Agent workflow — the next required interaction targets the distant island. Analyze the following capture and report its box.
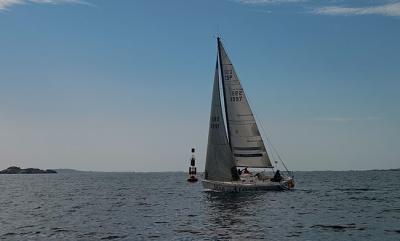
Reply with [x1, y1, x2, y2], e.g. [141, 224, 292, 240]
[0, 166, 57, 174]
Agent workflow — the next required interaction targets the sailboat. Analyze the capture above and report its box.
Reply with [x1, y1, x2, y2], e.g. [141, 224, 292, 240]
[202, 38, 294, 192]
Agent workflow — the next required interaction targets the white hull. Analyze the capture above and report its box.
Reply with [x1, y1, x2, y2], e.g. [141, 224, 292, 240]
[202, 178, 293, 192]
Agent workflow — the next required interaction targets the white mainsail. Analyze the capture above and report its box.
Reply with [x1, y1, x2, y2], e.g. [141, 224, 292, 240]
[217, 38, 273, 168]
[204, 59, 236, 181]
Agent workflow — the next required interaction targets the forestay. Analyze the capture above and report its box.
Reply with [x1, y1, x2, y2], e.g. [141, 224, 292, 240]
[218, 39, 273, 168]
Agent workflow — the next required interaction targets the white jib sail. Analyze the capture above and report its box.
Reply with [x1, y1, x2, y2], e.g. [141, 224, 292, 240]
[218, 39, 273, 168]
[205, 59, 236, 181]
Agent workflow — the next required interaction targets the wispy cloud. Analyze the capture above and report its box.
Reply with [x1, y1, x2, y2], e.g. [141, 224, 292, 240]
[316, 116, 383, 123]
[0, 0, 90, 11]
[0, 0, 20, 10]
[233, 0, 400, 18]
[236, 0, 306, 4]
[314, 2, 400, 17]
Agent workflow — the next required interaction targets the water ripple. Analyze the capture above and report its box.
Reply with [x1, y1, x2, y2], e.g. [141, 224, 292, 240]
[0, 171, 399, 240]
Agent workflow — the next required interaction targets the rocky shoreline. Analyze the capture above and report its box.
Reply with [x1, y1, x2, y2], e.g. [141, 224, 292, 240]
[0, 166, 57, 174]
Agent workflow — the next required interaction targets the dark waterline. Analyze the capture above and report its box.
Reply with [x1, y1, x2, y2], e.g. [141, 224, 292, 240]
[0, 171, 399, 240]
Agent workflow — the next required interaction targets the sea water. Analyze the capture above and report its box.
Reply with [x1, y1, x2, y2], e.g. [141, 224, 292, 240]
[0, 170, 399, 240]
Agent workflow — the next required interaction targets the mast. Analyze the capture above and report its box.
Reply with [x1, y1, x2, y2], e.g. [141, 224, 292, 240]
[217, 37, 232, 150]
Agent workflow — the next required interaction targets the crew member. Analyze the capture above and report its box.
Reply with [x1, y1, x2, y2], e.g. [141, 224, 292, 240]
[271, 169, 282, 182]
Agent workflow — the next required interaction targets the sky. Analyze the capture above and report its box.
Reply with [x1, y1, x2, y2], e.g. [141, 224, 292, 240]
[0, 0, 399, 172]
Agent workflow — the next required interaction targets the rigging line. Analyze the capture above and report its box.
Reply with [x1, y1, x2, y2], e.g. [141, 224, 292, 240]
[259, 118, 292, 177]
[246, 95, 292, 176]
[245, 96, 276, 161]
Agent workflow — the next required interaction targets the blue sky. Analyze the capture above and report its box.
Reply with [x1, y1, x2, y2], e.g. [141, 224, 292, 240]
[0, 0, 399, 171]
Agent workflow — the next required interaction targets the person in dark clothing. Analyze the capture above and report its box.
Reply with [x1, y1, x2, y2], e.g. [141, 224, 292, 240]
[271, 169, 282, 182]
[237, 168, 242, 176]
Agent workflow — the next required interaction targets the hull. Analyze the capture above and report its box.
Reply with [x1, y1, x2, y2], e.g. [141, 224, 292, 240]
[202, 178, 294, 192]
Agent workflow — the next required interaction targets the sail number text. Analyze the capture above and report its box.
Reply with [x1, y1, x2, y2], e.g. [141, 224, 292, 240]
[230, 89, 243, 102]
[224, 70, 233, 81]
[210, 116, 220, 129]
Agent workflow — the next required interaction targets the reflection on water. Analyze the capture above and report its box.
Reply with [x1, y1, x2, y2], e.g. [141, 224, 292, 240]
[204, 192, 278, 240]
[206, 191, 265, 215]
